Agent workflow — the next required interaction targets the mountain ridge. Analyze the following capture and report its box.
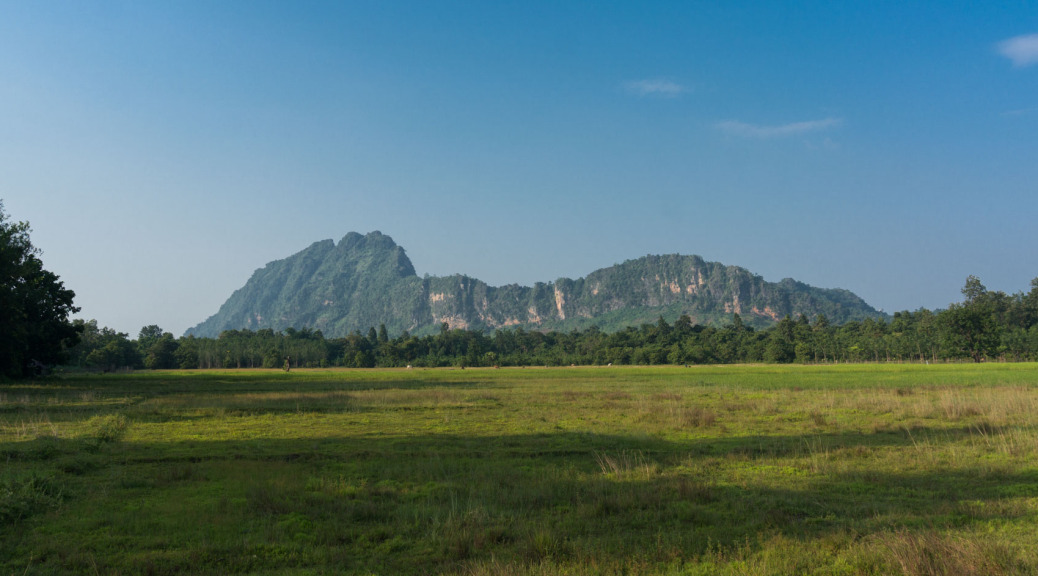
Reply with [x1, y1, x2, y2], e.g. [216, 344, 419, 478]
[185, 232, 885, 337]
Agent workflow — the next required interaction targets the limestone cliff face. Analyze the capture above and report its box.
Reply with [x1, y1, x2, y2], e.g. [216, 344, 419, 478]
[187, 232, 424, 338]
[186, 234, 884, 337]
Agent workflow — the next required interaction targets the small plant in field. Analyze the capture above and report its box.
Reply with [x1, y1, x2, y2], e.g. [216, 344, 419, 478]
[560, 390, 590, 402]
[0, 472, 64, 523]
[969, 420, 999, 436]
[936, 394, 984, 420]
[12, 413, 61, 440]
[810, 410, 827, 426]
[57, 454, 101, 475]
[875, 529, 1017, 576]
[523, 528, 564, 562]
[84, 413, 129, 444]
[442, 507, 510, 561]
[156, 464, 203, 486]
[676, 477, 715, 503]
[24, 434, 64, 460]
[246, 479, 296, 515]
[681, 406, 717, 428]
[594, 450, 657, 481]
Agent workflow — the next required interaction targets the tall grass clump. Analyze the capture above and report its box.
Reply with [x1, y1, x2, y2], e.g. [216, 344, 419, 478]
[0, 472, 64, 523]
[874, 530, 1021, 576]
[84, 413, 129, 444]
[594, 450, 657, 481]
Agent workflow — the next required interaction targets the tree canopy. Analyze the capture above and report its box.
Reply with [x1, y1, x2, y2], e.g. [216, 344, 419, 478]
[65, 273, 1038, 374]
[0, 201, 81, 377]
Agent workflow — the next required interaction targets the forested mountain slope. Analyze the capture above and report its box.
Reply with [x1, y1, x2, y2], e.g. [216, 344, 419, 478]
[186, 232, 884, 337]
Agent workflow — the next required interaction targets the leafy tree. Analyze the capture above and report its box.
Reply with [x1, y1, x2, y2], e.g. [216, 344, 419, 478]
[674, 314, 693, 336]
[730, 313, 745, 332]
[67, 319, 101, 367]
[0, 202, 81, 377]
[137, 325, 165, 358]
[142, 331, 178, 369]
[84, 328, 139, 372]
[940, 276, 1003, 362]
[764, 315, 796, 363]
[1022, 278, 1038, 329]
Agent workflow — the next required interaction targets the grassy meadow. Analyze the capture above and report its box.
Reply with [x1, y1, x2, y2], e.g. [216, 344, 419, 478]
[3, 364, 1038, 575]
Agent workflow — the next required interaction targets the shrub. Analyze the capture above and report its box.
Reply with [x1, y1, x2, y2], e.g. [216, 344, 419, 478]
[85, 413, 129, 444]
[0, 472, 64, 523]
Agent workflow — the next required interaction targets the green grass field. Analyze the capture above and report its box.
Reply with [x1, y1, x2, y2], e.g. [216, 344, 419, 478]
[3, 364, 1038, 575]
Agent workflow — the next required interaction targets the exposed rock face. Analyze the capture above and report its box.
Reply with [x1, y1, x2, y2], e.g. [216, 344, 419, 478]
[186, 232, 885, 337]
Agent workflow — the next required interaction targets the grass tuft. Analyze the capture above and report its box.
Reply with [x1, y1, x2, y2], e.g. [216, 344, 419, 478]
[680, 406, 717, 428]
[84, 413, 129, 444]
[875, 529, 1018, 576]
[0, 472, 65, 523]
[594, 450, 658, 481]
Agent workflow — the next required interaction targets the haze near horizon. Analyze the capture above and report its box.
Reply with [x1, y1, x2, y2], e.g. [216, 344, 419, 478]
[2, 1, 1036, 336]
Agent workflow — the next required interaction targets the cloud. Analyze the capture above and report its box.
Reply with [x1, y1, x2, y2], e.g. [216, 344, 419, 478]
[998, 33, 1038, 67]
[1001, 106, 1038, 117]
[715, 117, 843, 139]
[624, 79, 688, 98]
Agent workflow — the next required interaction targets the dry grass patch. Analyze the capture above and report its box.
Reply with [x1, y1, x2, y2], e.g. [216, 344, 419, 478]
[680, 406, 717, 428]
[0, 413, 62, 441]
[594, 450, 658, 481]
[354, 388, 465, 407]
[874, 529, 1021, 576]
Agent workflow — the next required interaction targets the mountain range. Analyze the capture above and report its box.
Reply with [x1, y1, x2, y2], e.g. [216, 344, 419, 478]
[185, 231, 884, 338]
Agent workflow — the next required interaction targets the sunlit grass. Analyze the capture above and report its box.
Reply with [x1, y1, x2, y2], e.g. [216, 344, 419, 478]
[3, 364, 1038, 574]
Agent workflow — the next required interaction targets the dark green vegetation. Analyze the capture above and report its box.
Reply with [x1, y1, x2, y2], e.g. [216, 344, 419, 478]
[69, 275, 1038, 372]
[186, 231, 883, 338]
[0, 201, 80, 378]
[4, 365, 1038, 575]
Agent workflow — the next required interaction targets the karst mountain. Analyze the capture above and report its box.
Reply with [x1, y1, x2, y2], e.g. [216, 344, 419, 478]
[185, 232, 884, 338]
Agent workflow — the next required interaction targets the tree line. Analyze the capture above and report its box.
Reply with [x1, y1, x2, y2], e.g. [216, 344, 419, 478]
[4, 199, 1036, 377]
[62, 276, 1038, 372]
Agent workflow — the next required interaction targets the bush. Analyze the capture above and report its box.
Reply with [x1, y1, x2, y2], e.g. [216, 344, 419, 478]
[0, 472, 64, 523]
[85, 413, 129, 444]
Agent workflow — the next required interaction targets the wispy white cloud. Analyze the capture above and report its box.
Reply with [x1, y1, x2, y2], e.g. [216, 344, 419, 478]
[715, 117, 843, 139]
[997, 33, 1038, 67]
[1001, 105, 1038, 117]
[624, 78, 688, 98]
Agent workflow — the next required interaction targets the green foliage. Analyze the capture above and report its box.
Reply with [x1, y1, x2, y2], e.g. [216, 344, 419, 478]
[60, 274, 1038, 374]
[186, 232, 426, 339]
[940, 276, 1005, 362]
[0, 200, 81, 377]
[0, 472, 64, 523]
[143, 332, 179, 369]
[163, 273, 1038, 370]
[84, 413, 129, 444]
[67, 320, 140, 372]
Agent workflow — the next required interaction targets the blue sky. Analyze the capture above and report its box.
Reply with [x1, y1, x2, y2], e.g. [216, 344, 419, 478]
[2, 1, 1036, 336]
